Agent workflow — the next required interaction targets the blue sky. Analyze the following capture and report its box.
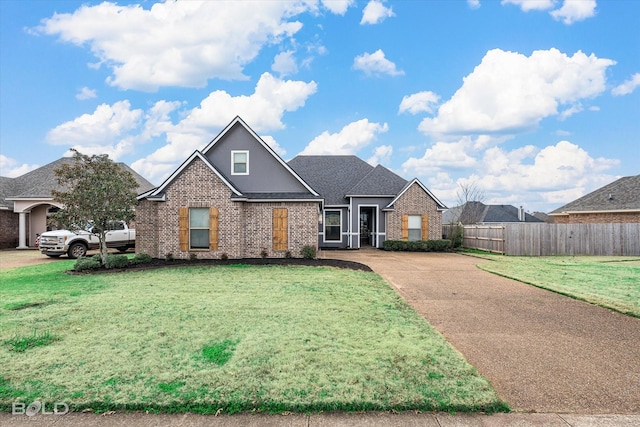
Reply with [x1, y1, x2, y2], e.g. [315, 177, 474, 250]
[1, 0, 638, 213]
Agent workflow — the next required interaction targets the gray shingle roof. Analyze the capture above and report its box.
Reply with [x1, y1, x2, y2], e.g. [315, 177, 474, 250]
[0, 157, 155, 209]
[550, 174, 640, 214]
[444, 202, 543, 224]
[288, 155, 375, 205]
[346, 164, 407, 196]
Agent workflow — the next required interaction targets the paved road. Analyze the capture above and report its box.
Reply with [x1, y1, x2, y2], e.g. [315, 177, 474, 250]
[322, 250, 640, 414]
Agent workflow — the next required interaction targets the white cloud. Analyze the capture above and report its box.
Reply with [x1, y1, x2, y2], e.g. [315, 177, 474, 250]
[612, 73, 640, 96]
[478, 141, 618, 199]
[76, 86, 97, 100]
[272, 51, 298, 77]
[402, 138, 479, 176]
[353, 49, 404, 77]
[367, 145, 393, 166]
[176, 73, 317, 135]
[418, 48, 615, 137]
[299, 119, 388, 155]
[320, 0, 354, 15]
[550, 0, 597, 25]
[132, 73, 316, 182]
[0, 155, 39, 178]
[261, 135, 287, 157]
[501, 0, 556, 12]
[467, 0, 481, 10]
[47, 100, 143, 157]
[399, 91, 440, 114]
[36, 1, 344, 91]
[400, 134, 620, 212]
[361, 1, 395, 25]
[501, 1, 597, 24]
[558, 103, 583, 120]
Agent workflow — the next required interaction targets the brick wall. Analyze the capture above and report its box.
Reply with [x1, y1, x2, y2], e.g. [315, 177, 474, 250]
[386, 183, 443, 241]
[136, 157, 319, 259]
[553, 211, 640, 224]
[0, 210, 18, 249]
[135, 200, 158, 257]
[244, 202, 318, 258]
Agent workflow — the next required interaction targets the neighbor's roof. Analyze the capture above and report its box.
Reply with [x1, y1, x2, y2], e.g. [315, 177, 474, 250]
[550, 174, 640, 215]
[1, 157, 155, 208]
[444, 201, 542, 224]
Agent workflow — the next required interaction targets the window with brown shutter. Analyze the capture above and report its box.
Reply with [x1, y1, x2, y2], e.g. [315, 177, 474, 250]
[180, 207, 218, 251]
[272, 208, 288, 251]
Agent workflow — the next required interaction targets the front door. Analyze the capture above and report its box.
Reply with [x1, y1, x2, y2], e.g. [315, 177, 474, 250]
[359, 207, 376, 247]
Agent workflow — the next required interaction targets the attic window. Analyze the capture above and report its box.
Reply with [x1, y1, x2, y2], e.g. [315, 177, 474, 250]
[232, 150, 249, 175]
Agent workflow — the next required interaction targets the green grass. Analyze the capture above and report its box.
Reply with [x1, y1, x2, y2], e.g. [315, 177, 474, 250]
[4, 329, 60, 353]
[0, 262, 506, 414]
[476, 255, 640, 317]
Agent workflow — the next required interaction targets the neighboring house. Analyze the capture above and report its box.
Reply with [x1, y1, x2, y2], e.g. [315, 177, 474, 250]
[137, 116, 446, 259]
[549, 174, 640, 223]
[443, 201, 543, 225]
[0, 157, 154, 249]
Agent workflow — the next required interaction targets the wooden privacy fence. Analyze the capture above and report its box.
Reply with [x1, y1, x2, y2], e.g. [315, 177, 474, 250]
[452, 223, 640, 256]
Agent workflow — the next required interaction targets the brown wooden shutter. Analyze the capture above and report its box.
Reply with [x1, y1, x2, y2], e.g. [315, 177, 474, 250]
[273, 208, 288, 251]
[401, 214, 408, 241]
[421, 214, 429, 240]
[179, 207, 189, 251]
[209, 207, 219, 250]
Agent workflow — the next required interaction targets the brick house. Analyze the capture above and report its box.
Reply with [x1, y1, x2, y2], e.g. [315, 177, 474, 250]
[137, 117, 446, 259]
[549, 174, 640, 224]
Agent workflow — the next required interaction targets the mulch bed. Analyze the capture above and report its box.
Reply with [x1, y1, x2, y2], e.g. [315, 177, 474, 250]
[67, 257, 372, 274]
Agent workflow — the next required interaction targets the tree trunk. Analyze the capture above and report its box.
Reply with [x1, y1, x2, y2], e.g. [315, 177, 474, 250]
[99, 230, 108, 266]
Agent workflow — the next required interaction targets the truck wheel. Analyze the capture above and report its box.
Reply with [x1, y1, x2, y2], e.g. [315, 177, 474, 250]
[68, 243, 87, 259]
[117, 247, 128, 253]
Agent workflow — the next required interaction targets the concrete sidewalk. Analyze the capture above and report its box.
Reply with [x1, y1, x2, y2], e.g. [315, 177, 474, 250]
[2, 411, 640, 426]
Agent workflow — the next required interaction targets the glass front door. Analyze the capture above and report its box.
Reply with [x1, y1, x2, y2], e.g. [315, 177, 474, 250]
[359, 207, 376, 247]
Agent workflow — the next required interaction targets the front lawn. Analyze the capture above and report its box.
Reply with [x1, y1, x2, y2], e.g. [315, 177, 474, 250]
[0, 262, 506, 414]
[476, 255, 640, 317]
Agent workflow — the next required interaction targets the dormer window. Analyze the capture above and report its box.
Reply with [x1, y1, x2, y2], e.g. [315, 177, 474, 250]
[232, 150, 249, 175]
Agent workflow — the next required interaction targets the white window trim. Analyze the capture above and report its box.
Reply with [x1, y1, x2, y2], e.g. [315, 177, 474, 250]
[323, 210, 342, 243]
[189, 208, 210, 250]
[231, 150, 249, 175]
[407, 214, 422, 242]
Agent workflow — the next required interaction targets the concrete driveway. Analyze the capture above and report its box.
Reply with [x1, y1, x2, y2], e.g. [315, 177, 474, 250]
[321, 249, 640, 414]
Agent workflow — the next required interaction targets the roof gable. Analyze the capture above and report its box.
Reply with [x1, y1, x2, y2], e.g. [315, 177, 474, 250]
[346, 164, 407, 197]
[202, 117, 318, 196]
[550, 174, 640, 214]
[387, 179, 447, 210]
[140, 151, 242, 200]
[288, 155, 373, 205]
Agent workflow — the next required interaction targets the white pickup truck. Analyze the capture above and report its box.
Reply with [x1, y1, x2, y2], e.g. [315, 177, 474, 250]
[38, 221, 135, 259]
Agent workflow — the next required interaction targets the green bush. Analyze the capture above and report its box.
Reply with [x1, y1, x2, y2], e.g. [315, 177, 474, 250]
[105, 254, 129, 269]
[74, 256, 102, 272]
[382, 239, 452, 252]
[447, 225, 464, 249]
[300, 245, 316, 259]
[130, 253, 153, 265]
